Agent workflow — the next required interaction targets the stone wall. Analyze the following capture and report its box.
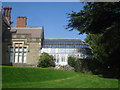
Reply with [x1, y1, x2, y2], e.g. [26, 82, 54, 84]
[27, 42, 41, 66]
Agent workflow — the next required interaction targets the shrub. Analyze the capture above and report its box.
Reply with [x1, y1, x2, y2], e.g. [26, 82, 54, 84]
[68, 56, 92, 73]
[68, 56, 76, 67]
[38, 52, 55, 68]
[74, 59, 90, 73]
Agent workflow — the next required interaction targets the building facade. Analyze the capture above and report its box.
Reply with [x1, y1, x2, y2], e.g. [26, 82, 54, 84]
[9, 26, 44, 66]
[2, 7, 92, 67]
[2, 7, 44, 66]
[41, 39, 92, 66]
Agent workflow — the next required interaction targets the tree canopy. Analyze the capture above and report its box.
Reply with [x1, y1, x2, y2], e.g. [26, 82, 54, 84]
[67, 2, 120, 34]
[67, 2, 120, 78]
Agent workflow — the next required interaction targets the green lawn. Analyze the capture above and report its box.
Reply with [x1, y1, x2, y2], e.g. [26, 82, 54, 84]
[2, 66, 118, 88]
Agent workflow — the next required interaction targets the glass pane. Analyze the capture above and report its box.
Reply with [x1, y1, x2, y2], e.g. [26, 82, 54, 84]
[24, 47, 27, 52]
[15, 53, 18, 63]
[61, 57, 64, 62]
[19, 53, 22, 63]
[19, 48, 22, 52]
[15, 48, 19, 52]
[23, 53, 27, 63]
[56, 58, 59, 63]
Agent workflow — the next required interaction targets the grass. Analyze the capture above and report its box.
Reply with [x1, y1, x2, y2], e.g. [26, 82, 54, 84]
[2, 66, 118, 88]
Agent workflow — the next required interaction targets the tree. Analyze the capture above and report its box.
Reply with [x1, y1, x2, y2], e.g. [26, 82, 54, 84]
[68, 56, 92, 73]
[38, 52, 55, 68]
[85, 34, 108, 63]
[67, 2, 120, 78]
[67, 2, 119, 34]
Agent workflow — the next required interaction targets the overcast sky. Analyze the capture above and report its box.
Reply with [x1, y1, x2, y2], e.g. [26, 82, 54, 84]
[2, 2, 87, 40]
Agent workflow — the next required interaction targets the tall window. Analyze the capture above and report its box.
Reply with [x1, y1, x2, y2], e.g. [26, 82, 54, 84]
[23, 53, 27, 63]
[56, 58, 59, 63]
[61, 57, 64, 62]
[19, 53, 22, 63]
[9, 47, 13, 63]
[9, 46, 27, 63]
[15, 53, 18, 63]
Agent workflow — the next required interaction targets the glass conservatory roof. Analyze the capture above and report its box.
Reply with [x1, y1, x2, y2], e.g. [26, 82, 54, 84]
[42, 39, 91, 48]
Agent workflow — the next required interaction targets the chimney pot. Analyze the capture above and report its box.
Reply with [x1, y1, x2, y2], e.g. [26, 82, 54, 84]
[16, 16, 27, 27]
[3, 7, 12, 23]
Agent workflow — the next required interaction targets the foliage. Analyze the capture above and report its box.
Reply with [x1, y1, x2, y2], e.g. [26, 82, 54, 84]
[85, 29, 120, 77]
[68, 56, 76, 67]
[2, 66, 118, 88]
[85, 34, 108, 63]
[68, 56, 92, 73]
[74, 59, 92, 73]
[38, 52, 55, 68]
[67, 2, 120, 78]
[67, 2, 120, 34]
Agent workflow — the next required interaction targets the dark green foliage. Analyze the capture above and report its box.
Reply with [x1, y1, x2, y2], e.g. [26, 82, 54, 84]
[87, 58, 102, 75]
[68, 56, 76, 67]
[74, 59, 82, 72]
[38, 52, 55, 68]
[67, 2, 120, 78]
[85, 32, 120, 78]
[74, 59, 91, 73]
[68, 56, 92, 73]
[85, 34, 108, 63]
[67, 2, 120, 34]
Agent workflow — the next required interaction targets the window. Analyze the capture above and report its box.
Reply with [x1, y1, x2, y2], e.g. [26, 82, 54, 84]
[24, 47, 27, 52]
[61, 56, 65, 62]
[15, 48, 19, 52]
[55, 55, 59, 63]
[10, 46, 28, 63]
[61, 57, 64, 62]
[19, 53, 22, 63]
[23, 53, 27, 63]
[15, 53, 18, 63]
[56, 58, 59, 63]
[19, 47, 22, 52]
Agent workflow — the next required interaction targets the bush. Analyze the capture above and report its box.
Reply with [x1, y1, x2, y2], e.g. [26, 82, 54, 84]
[68, 56, 92, 73]
[88, 59, 102, 74]
[68, 56, 76, 67]
[38, 52, 55, 68]
[74, 59, 90, 73]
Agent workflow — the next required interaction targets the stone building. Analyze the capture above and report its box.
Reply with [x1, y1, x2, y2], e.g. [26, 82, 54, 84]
[2, 6, 92, 67]
[2, 7, 44, 67]
[9, 24, 44, 66]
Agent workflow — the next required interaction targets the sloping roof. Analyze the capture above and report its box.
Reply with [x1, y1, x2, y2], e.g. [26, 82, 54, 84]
[44, 38, 84, 42]
[11, 27, 43, 38]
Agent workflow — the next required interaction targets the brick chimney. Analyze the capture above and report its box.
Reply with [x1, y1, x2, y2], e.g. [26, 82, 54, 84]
[16, 16, 27, 27]
[3, 7, 12, 23]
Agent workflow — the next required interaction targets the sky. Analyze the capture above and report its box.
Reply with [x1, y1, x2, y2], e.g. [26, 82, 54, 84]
[2, 2, 87, 40]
